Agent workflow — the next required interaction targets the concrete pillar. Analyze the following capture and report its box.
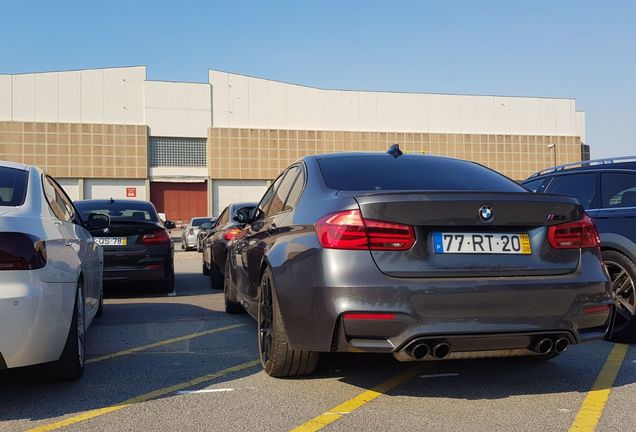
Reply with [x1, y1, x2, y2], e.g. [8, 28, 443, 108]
[145, 178, 150, 201]
[208, 178, 214, 216]
[78, 178, 84, 200]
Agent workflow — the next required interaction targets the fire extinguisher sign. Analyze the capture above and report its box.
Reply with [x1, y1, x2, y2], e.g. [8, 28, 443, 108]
[126, 187, 137, 198]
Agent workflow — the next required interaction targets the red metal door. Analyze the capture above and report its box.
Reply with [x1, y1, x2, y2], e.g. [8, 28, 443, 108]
[150, 182, 207, 225]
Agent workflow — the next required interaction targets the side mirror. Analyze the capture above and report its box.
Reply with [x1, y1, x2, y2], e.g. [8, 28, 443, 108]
[87, 213, 110, 230]
[164, 220, 176, 230]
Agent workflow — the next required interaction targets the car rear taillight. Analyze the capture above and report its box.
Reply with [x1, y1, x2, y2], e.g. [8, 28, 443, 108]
[315, 210, 415, 251]
[547, 215, 600, 249]
[141, 230, 170, 245]
[0, 233, 47, 271]
[224, 228, 242, 241]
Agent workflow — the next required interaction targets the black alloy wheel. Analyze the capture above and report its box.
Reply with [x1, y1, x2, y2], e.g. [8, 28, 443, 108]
[603, 250, 636, 342]
[257, 268, 318, 377]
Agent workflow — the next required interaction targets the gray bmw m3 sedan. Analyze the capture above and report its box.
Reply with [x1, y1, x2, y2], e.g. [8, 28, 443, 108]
[224, 151, 613, 377]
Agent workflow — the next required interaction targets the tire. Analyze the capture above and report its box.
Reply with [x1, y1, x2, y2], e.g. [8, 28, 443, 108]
[202, 260, 210, 276]
[45, 279, 86, 381]
[158, 265, 176, 294]
[258, 268, 318, 377]
[96, 287, 104, 318]
[210, 259, 224, 290]
[603, 250, 636, 342]
[224, 258, 244, 314]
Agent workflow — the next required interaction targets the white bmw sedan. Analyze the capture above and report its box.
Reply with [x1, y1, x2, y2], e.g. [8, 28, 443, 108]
[0, 161, 107, 380]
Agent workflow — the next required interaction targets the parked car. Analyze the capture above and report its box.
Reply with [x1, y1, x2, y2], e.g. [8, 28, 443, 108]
[74, 199, 176, 293]
[202, 202, 256, 286]
[523, 156, 636, 341]
[224, 151, 612, 377]
[181, 217, 216, 251]
[0, 161, 107, 380]
[196, 217, 218, 252]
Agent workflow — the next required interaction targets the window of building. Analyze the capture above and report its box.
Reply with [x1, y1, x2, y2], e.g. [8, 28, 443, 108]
[149, 137, 207, 167]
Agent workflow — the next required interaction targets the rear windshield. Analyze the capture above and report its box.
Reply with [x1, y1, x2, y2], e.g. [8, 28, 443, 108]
[318, 155, 526, 192]
[0, 167, 29, 206]
[192, 218, 214, 227]
[75, 201, 159, 223]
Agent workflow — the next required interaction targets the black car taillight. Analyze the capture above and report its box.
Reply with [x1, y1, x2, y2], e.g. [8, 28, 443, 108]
[315, 210, 415, 251]
[547, 214, 600, 250]
[224, 228, 242, 241]
[0, 233, 47, 271]
[141, 230, 170, 245]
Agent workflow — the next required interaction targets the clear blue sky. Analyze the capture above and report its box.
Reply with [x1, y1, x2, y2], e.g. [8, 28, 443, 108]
[1, 1, 634, 159]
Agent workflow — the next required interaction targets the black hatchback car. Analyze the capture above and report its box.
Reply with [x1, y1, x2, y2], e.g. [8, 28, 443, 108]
[202, 202, 256, 289]
[75, 199, 176, 293]
[523, 156, 636, 341]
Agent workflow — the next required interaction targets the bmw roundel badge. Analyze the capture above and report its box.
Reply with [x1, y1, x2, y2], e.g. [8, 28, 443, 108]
[479, 205, 493, 221]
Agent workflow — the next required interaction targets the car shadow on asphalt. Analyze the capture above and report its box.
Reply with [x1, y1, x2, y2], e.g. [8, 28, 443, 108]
[0, 301, 257, 424]
[103, 271, 213, 299]
[1, 302, 634, 426]
[308, 342, 635, 401]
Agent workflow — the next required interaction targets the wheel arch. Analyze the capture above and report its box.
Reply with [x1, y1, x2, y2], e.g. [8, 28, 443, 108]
[601, 234, 636, 264]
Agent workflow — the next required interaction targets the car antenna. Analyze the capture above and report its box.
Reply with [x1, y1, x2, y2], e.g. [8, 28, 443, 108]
[387, 144, 403, 158]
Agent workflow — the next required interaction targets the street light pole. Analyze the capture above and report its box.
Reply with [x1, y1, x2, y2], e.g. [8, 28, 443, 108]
[547, 144, 557, 166]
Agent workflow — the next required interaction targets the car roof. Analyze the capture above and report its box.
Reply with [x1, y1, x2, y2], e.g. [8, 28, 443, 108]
[0, 160, 32, 171]
[230, 201, 258, 209]
[525, 156, 636, 182]
[310, 151, 438, 161]
[75, 199, 153, 205]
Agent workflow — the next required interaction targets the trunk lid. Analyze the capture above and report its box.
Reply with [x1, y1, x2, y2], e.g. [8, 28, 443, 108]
[352, 191, 584, 278]
[89, 221, 167, 267]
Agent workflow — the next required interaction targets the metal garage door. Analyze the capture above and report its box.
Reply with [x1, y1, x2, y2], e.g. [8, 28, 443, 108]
[150, 182, 208, 225]
[212, 180, 268, 215]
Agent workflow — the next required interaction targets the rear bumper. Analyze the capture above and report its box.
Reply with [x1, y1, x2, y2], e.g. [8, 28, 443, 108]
[0, 269, 75, 369]
[183, 234, 198, 248]
[271, 247, 613, 354]
[104, 266, 167, 282]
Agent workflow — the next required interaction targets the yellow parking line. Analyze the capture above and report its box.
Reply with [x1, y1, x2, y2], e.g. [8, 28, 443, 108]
[86, 323, 245, 364]
[26, 360, 260, 432]
[568, 343, 629, 432]
[290, 365, 425, 432]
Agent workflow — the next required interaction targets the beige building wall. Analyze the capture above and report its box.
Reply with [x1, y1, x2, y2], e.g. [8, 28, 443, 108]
[208, 127, 581, 181]
[0, 121, 148, 179]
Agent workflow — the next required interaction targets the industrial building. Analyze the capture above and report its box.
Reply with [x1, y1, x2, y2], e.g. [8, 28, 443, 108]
[0, 66, 588, 223]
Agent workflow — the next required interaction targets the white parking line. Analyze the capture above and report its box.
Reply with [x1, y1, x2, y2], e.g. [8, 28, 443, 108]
[419, 373, 459, 378]
[176, 388, 234, 395]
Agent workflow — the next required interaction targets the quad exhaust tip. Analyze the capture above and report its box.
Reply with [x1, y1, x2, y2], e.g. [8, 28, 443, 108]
[432, 342, 451, 359]
[408, 343, 430, 360]
[533, 338, 554, 355]
[554, 337, 569, 353]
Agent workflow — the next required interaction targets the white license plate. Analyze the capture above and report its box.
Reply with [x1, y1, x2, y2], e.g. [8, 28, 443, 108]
[433, 232, 531, 255]
[95, 237, 127, 246]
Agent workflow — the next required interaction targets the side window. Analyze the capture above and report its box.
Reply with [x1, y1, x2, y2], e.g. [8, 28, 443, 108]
[601, 173, 636, 209]
[268, 166, 301, 216]
[43, 175, 73, 222]
[283, 167, 305, 211]
[257, 174, 284, 218]
[217, 208, 229, 227]
[544, 173, 597, 209]
[522, 178, 547, 193]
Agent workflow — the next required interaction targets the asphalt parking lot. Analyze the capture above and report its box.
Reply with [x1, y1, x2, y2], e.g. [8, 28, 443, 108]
[1, 248, 635, 432]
